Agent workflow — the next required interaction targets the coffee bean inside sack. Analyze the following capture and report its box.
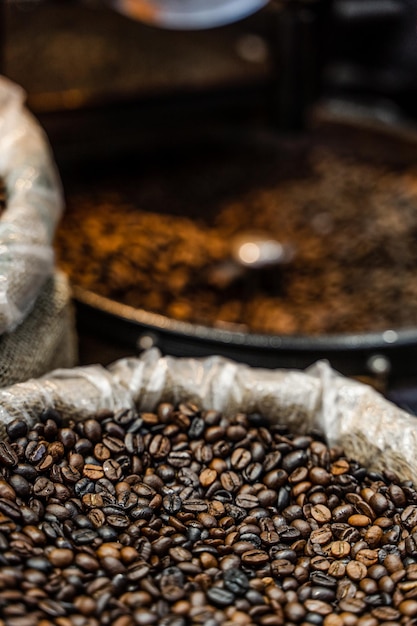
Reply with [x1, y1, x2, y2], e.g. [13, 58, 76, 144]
[1, 404, 417, 626]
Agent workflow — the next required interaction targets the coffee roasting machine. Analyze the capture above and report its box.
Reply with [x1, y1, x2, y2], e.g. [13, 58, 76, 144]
[3, 0, 417, 406]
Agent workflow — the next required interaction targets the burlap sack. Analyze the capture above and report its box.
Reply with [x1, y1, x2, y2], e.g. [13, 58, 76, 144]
[0, 78, 76, 383]
[0, 76, 63, 333]
[0, 349, 414, 484]
[0, 270, 77, 388]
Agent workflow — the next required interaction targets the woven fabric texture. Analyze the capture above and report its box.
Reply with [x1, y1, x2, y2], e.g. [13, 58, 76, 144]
[0, 270, 77, 388]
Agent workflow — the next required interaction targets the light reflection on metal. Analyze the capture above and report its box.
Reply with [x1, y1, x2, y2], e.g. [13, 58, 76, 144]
[235, 33, 270, 64]
[108, 0, 269, 29]
[233, 233, 295, 269]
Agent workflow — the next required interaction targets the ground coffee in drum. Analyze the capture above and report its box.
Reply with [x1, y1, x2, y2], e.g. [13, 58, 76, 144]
[56, 143, 417, 336]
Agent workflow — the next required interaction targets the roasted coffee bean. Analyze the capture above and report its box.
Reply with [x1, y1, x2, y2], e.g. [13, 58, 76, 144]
[289, 465, 309, 484]
[217, 570, 247, 600]
[103, 459, 123, 481]
[311, 586, 336, 602]
[309, 467, 332, 486]
[149, 434, 171, 459]
[310, 527, 332, 545]
[102, 435, 125, 454]
[347, 560, 368, 581]
[83, 463, 104, 480]
[242, 549, 269, 567]
[163, 494, 182, 514]
[6, 420, 28, 440]
[340, 526, 361, 543]
[71, 529, 98, 545]
[167, 451, 191, 468]
[399, 599, 417, 616]
[94, 442, 111, 461]
[0, 403, 415, 625]
[83, 419, 102, 443]
[389, 484, 407, 507]
[330, 540, 351, 558]
[401, 505, 417, 529]
[61, 465, 80, 483]
[310, 572, 337, 588]
[45, 503, 71, 521]
[348, 513, 372, 527]
[221, 471, 242, 492]
[276, 486, 290, 511]
[332, 504, 354, 522]
[263, 451, 282, 472]
[206, 587, 235, 607]
[405, 533, 417, 557]
[370, 493, 389, 514]
[328, 561, 346, 579]
[370, 606, 400, 621]
[74, 437, 93, 456]
[33, 477, 55, 499]
[187, 417, 205, 439]
[311, 504, 332, 523]
[26, 556, 53, 573]
[58, 428, 76, 449]
[260, 530, 280, 546]
[14, 463, 37, 481]
[265, 469, 288, 491]
[235, 493, 259, 509]
[124, 432, 144, 454]
[0, 441, 18, 467]
[1, 477, 20, 500]
[231, 448, 252, 470]
[75, 477, 95, 498]
[282, 449, 307, 472]
[356, 549, 379, 567]
[280, 507, 300, 526]
[310, 555, 330, 571]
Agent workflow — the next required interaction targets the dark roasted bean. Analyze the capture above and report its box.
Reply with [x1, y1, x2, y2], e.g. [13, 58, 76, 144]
[14, 463, 37, 481]
[231, 448, 252, 470]
[310, 586, 336, 602]
[0, 441, 18, 466]
[167, 451, 191, 468]
[45, 503, 71, 521]
[235, 493, 259, 509]
[0, 401, 414, 625]
[282, 450, 307, 472]
[61, 465, 80, 483]
[6, 420, 28, 440]
[206, 587, 235, 607]
[83, 419, 102, 443]
[163, 494, 182, 514]
[223, 568, 249, 594]
[263, 451, 282, 472]
[402, 505, 417, 529]
[310, 572, 337, 588]
[103, 459, 123, 481]
[72, 529, 98, 545]
[0, 498, 21, 520]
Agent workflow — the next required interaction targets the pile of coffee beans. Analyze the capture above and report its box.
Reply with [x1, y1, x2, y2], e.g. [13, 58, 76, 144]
[1, 403, 417, 626]
[56, 140, 417, 335]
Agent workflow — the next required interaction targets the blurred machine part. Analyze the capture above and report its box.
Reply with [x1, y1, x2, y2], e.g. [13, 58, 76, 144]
[107, 0, 269, 29]
[2, 0, 416, 119]
[326, 0, 417, 120]
[3, 0, 417, 400]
